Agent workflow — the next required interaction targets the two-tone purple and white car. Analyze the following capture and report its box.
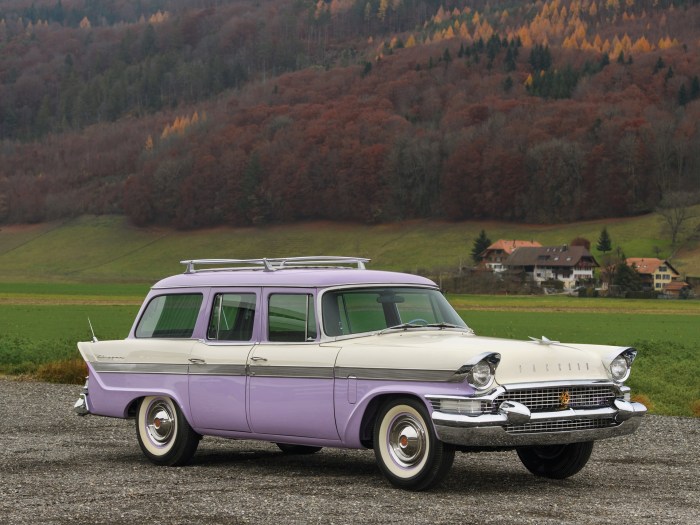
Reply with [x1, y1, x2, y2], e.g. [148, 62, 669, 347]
[74, 256, 646, 490]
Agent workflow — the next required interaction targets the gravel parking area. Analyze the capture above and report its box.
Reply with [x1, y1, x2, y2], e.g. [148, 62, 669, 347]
[0, 378, 698, 524]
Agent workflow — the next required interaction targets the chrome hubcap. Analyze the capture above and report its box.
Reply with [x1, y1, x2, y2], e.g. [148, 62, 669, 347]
[146, 401, 175, 445]
[388, 414, 426, 468]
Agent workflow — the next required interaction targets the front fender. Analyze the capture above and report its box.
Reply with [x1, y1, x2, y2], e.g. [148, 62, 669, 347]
[335, 378, 475, 448]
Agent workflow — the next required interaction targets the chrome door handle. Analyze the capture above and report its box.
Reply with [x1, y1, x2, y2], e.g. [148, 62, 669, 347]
[250, 356, 267, 362]
[188, 358, 206, 364]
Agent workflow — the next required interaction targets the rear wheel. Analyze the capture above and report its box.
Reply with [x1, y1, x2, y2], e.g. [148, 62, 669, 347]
[516, 441, 594, 479]
[373, 397, 454, 491]
[136, 396, 200, 466]
[275, 443, 323, 454]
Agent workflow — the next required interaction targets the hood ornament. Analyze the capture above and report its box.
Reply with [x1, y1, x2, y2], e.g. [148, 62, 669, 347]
[528, 336, 560, 345]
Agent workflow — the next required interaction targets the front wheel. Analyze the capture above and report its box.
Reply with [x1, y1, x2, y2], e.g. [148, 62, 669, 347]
[373, 397, 454, 491]
[516, 441, 594, 479]
[136, 396, 200, 466]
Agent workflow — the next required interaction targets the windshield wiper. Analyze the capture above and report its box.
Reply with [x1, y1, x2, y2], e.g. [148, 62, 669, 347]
[379, 322, 471, 335]
[378, 323, 424, 334]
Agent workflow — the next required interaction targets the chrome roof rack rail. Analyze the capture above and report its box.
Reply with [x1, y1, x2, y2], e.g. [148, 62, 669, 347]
[180, 256, 370, 274]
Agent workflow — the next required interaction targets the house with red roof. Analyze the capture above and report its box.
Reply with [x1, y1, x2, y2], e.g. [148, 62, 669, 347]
[505, 245, 599, 290]
[479, 239, 542, 273]
[625, 258, 682, 292]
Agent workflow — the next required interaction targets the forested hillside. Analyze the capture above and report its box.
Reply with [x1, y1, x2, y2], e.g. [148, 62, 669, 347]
[1, 0, 699, 227]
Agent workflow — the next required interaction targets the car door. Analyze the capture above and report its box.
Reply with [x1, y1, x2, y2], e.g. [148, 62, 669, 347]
[188, 289, 259, 432]
[247, 289, 340, 440]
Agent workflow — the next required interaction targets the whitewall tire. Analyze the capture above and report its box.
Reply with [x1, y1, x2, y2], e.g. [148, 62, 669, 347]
[136, 396, 200, 466]
[373, 397, 454, 490]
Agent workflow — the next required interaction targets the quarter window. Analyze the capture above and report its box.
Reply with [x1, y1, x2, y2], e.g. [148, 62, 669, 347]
[135, 294, 202, 338]
[268, 294, 317, 342]
[207, 293, 256, 341]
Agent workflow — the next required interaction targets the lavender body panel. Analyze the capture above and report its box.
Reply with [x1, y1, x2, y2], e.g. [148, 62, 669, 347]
[248, 377, 338, 439]
[86, 364, 190, 420]
[189, 375, 249, 432]
[87, 362, 474, 448]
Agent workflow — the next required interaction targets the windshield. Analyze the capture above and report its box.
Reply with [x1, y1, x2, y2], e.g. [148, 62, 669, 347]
[321, 287, 468, 337]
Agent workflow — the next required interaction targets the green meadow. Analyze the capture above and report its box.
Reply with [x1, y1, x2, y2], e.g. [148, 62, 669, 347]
[0, 215, 699, 416]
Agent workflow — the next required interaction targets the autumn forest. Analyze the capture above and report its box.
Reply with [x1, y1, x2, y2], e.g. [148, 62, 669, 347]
[1, 0, 699, 228]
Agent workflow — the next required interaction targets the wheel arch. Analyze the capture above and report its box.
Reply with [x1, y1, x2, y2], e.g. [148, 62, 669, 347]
[125, 389, 193, 427]
[357, 393, 431, 449]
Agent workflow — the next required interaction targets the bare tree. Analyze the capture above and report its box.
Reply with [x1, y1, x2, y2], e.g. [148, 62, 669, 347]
[657, 191, 698, 245]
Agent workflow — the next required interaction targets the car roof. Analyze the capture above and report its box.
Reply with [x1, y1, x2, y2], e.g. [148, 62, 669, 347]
[152, 268, 437, 290]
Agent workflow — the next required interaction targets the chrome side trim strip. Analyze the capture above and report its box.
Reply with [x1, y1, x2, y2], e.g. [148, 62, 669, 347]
[92, 363, 189, 374]
[250, 366, 335, 379]
[188, 364, 247, 376]
[334, 366, 454, 382]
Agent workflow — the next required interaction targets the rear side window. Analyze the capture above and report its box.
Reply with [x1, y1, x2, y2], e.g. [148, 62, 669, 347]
[135, 294, 203, 338]
[268, 294, 317, 342]
[207, 293, 256, 341]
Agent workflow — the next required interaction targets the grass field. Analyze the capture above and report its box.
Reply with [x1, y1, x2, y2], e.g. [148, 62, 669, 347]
[1, 211, 700, 282]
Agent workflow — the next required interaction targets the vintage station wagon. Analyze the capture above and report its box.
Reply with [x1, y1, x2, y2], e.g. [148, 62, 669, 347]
[74, 256, 646, 490]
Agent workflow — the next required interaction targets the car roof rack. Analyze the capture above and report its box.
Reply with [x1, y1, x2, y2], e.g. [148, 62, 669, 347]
[180, 256, 371, 274]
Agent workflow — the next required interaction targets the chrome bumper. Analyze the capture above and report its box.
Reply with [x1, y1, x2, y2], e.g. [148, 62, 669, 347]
[73, 379, 90, 417]
[431, 398, 647, 447]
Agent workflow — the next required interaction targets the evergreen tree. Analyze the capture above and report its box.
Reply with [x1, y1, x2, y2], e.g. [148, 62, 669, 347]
[596, 227, 612, 253]
[471, 230, 492, 263]
[503, 75, 514, 92]
[529, 44, 552, 71]
[653, 56, 665, 74]
[690, 76, 700, 100]
[665, 66, 674, 82]
[504, 47, 516, 72]
[678, 84, 688, 106]
[613, 262, 642, 292]
[443, 47, 452, 64]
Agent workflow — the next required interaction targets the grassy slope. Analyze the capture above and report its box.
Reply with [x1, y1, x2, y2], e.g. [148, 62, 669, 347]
[1, 210, 699, 282]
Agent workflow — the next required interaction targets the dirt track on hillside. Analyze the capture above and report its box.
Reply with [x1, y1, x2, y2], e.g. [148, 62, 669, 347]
[0, 296, 141, 306]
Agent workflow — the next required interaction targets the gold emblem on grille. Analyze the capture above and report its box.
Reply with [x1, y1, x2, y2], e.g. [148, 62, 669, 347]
[559, 390, 571, 409]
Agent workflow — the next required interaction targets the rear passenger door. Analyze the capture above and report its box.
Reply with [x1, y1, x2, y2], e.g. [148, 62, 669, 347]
[188, 289, 259, 432]
[247, 289, 340, 440]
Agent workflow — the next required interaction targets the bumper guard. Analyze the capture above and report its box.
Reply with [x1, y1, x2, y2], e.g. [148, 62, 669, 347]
[429, 395, 647, 447]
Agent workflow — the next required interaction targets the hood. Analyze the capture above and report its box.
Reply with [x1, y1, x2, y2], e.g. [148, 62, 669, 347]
[333, 330, 625, 385]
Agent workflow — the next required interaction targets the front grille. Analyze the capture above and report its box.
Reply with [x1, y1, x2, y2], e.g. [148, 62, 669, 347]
[495, 385, 617, 412]
[506, 417, 615, 434]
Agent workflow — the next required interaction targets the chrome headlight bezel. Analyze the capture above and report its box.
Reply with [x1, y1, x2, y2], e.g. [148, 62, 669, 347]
[465, 353, 501, 391]
[610, 348, 637, 383]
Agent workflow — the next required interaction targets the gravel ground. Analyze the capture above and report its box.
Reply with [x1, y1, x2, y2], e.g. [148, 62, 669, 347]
[0, 378, 698, 525]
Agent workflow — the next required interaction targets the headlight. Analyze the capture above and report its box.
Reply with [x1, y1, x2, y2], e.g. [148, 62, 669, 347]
[468, 359, 494, 389]
[610, 349, 636, 383]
